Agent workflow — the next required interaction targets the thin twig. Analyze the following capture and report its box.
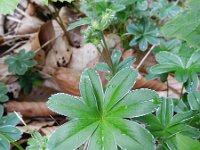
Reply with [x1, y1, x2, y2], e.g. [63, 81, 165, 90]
[0, 41, 27, 56]
[3, 33, 34, 40]
[136, 45, 155, 70]
[16, 7, 32, 21]
[6, 16, 22, 23]
[34, 34, 61, 53]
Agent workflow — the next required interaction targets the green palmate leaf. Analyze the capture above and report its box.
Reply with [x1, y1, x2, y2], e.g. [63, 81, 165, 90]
[47, 119, 99, 150]
[0, 83, 9, 103]
[0, 106, 21, 150]
[104, 68, 138, 111]
[149, 51, 200, 92]
[80, 68, 104, 113]
[151, 0, 182, 20]
[88, 121, 117, 150]
[95, 63, 110, 72]
[127, 20, 160, 51]
[161, 0, 200, 48]
[18, 69, 43, 94]
[157, 98, 174, 126]
[176, 134, 200, 150]
[5, 49, 36, 75]
[96, 49, 135, 80]
[111, 49, 122, 67]
[116, 56, 135, 71]
[108, 89, 159, 118]
[187, 91, 200, 110]
[136, 98, 200, 150]
[47, 68, 158, 150]
[48, 93, 98, 118]
[153, 39, 182, 54]
[107, 118, 155, 150]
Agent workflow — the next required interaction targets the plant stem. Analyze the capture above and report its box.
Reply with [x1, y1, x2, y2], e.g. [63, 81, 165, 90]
[136, 45, 155, 70]
[46, 4, 72, 45]
[100, 32, 115, 75]
[166, 79, 169, 97]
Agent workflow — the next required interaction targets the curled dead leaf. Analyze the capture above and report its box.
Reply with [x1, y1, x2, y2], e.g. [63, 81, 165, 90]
[54, 67, 80, 96]
[4, 101, 56, 117]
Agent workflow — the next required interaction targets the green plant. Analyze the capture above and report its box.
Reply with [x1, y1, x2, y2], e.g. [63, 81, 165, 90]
[151, 0, 182, 20]
[18, 69, 43, 94]
[176, 134, 200, 150]
[149, 50, 200, 92]
[5, 49, 36, 75]
[4, 49, 43, 94]
[153, 39, 181, 54]
[127, 19, 160, 51]
[0, 83, 9, 103]
[162, 0, 200, 48]
[136, 98, 200, 149]
[0, 105, 22, 150]
[47, 68, 159, 149]
[96, 49, 135, 79]
[26, 132, 48, 150]
[187, 91, 200, 110]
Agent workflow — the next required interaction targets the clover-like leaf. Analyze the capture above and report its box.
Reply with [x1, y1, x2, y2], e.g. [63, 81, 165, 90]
[0, 83, 8, 103]
[0, 105, 21, 150]
[137, 98, 200, 150]
[153, 39, 181, 54]
[5, 49, 36, 75]
[47, 68, 159, 149]
[127, 20, 160, 51]
[149, 51, 200, 92]
[151, 0, 182, 20]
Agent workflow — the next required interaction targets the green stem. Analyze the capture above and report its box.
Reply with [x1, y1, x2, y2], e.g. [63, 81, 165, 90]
[100, 32, 115, 75]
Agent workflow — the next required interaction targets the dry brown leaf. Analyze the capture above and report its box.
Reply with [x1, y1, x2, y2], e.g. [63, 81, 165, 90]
[134, 76, 167, 91]
[38, 21, 55, 53]
[19, 86, 58, 101]
[43, 35, 72, 75]
[68, 43, 99, 72]
[54, 67, 80, 96]
[4, 101, 56, 117]
[5, 0, 28, 33]
[105, 33, 122, 50]
[40, 126, 58, 135]
[15, 15, 44, 34]
[0, 56, 13, 82]
[18, 120, 55, 133]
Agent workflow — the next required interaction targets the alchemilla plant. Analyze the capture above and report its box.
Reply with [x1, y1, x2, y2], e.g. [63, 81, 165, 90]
[47, 68, 159, 149]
